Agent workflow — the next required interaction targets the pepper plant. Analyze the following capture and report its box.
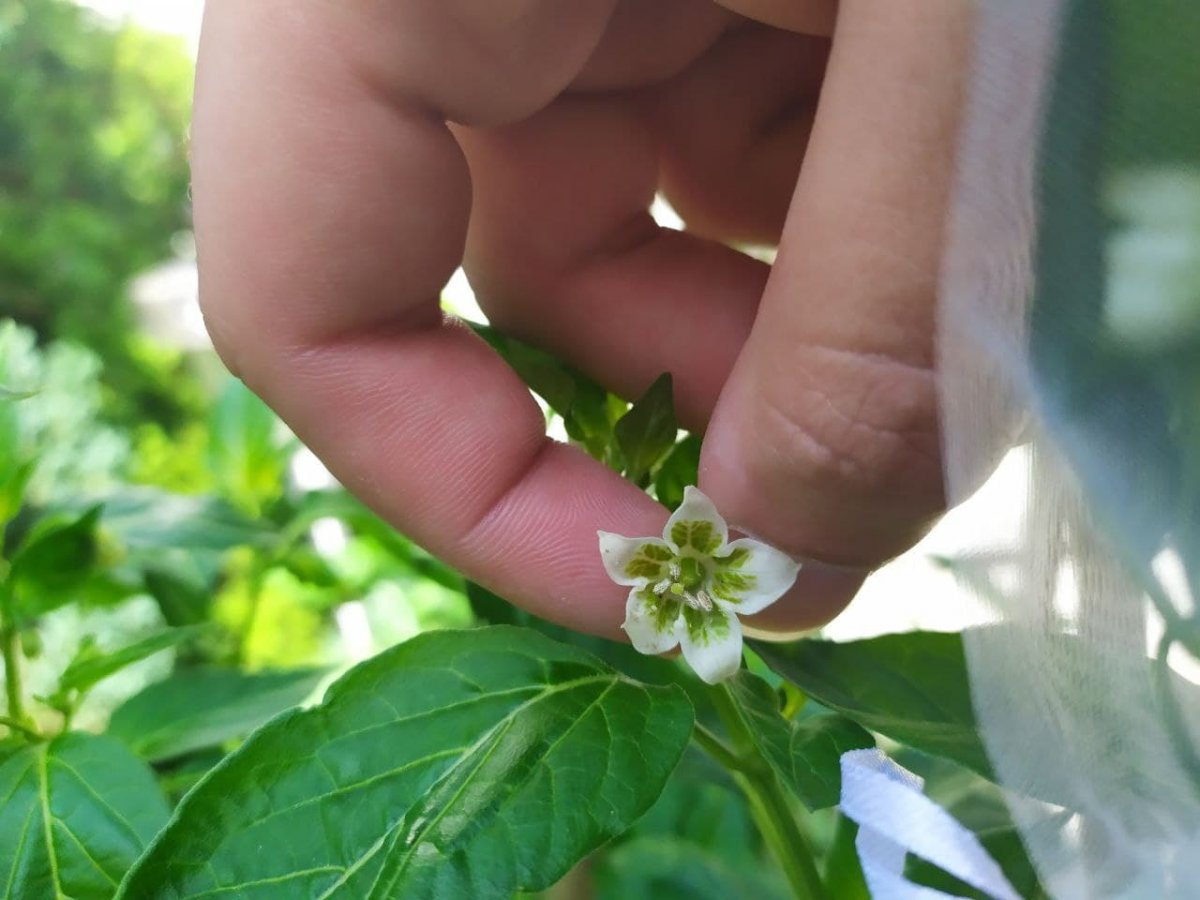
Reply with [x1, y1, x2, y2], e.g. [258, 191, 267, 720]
[0, 319, 1063, 899]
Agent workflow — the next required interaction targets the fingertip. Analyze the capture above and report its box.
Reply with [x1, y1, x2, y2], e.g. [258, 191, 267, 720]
[743, 562, 867, 636]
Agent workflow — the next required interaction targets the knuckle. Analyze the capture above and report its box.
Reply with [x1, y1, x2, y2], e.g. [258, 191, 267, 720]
[754, 343, 943, 510]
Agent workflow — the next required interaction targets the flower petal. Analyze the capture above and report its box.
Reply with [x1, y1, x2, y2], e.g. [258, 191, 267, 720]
[663, 486, 729, 556]
[622, 588, 683, 655]
[679, 606, 743, 684]
[599, 532, 675, 586]
[712, 537, 801, 614]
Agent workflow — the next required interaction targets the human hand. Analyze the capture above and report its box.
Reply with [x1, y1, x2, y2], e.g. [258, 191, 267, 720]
[191, 0, 967, 638]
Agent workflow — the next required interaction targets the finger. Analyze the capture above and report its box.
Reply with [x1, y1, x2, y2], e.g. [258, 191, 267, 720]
[703, 0, 971, 626]
[714, 0, 837, 35]
[455, 94, 768, 432]
[654, 25, 828, 246]
[456, 25, 825, 428]
[571, 0, 734, 91]
[193, 0, 693, 639]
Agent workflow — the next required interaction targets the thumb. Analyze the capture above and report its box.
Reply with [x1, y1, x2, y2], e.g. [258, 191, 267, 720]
[700, 0, 971, 631]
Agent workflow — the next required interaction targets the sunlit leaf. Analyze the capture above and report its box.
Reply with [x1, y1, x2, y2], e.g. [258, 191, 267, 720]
[118, 627, 694, 900]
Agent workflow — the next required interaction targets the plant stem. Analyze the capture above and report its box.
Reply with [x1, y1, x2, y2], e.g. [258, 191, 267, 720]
[1, 619, 30, 735]
[691, 722, 743, 771]
[698, 682, 828, 900]
[0, 714, 39, 742]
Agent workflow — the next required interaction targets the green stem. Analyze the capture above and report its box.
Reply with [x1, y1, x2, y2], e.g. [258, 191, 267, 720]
[1, 619, 29, 735]
[0, 566, 32, 736]
[698, 682, 828, 900]
[0, 714, 39, 742]
[691, 722, 743, 771]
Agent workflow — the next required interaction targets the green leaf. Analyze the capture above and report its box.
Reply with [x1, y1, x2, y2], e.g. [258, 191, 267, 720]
[0, 732, 169, 900]
[107, 667, 325, 763]
[55, 625, 208, 698]
[94, 488, 271, 555]
[726, 672, 875, 810]
[118, 626, 695, 900]
[473, 324, 579, 420]
[465, 583, 702, 704]
[615, 373, 678, 484]
[654, 435, 702, 510]
[472, 324, 620, 457]
[7, 506, 102, 619]
[751, 631, 993, 779]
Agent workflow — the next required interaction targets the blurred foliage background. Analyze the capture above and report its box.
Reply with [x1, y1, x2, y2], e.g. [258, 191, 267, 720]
[0, 0, 195, 426]
[0, 1, 1197, 897]
[0, 0, 481, 750]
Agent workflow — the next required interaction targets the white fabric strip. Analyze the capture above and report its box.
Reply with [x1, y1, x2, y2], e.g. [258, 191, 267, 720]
[840, 749, 1022, 900]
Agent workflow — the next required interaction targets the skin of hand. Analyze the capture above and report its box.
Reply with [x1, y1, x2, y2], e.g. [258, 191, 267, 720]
[191, 0, 970, 639]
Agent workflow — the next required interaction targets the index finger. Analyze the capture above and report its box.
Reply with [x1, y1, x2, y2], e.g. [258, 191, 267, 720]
[191, 0, 665, 636]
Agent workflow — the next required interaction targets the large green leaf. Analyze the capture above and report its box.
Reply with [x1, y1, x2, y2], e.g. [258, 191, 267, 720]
[0, 732, 169, 900]
[751, 631, 993, 779]
[118, 626, 694, 899]
[107, 667, 326, 762]
[615, 373, 678, 485]
[726, 672, 875, 810]
[465, 583, 704, 707]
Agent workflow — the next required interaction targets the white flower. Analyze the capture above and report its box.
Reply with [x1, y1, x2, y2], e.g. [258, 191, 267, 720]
[598, 487, 801, 685]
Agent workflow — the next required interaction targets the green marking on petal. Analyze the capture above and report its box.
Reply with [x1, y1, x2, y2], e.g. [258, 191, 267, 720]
[623, 542, 674, 580]
[671, 520, 723, 554]
[682, 606, 731, 644]
[689, 521, 720, 553]
[640, 588, 683, 634]
[625, 557, 666, 579]
[716, 546, 751, 569]
[641, 543, 674, 561]
[712, 570, 757, 603]
[670, 520, 691, 550]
